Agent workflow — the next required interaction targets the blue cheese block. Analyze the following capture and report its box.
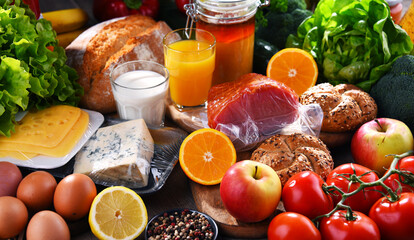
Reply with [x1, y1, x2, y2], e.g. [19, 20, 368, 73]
[73, 119, 154, 188]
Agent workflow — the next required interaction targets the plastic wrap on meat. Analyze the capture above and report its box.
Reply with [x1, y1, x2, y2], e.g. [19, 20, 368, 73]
[207, 73, 301, 150]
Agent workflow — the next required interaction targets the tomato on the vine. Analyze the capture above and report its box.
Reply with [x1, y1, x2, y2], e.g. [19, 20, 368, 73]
[369, 192, 414, 240]
[175, 0, 190, 14]
[282, 171, 333, 220]
[384, 156, 414, 194]
[130, 0, 159, 18]
[23, 0, 41, 19]
[268, 212, 321, 240]
[326, 163, 383, 214]
[93, 0, 160, 22]
[319, 210, 380, 240]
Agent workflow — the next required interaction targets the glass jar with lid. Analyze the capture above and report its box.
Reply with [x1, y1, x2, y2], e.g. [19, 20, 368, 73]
[186, 0, 269, 86]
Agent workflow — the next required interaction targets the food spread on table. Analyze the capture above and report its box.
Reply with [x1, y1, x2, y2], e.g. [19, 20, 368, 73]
[1, 0, 414, 239]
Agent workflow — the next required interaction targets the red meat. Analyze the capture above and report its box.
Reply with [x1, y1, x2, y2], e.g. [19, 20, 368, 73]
[208, 73, 299, 138]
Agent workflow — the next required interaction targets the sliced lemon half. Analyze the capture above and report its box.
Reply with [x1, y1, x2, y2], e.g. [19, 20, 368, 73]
[89, 186, 148, 240]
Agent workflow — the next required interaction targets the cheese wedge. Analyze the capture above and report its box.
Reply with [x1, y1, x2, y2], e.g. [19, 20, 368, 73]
[0, 151, 38, 160]
[0, 110, 89, 157]
[0, 105, 81, 148]
[73, 119, 154, 188]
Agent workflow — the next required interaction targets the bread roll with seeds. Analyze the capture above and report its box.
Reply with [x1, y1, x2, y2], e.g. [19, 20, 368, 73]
[299, 83, 377, 132]
[251, 133, 334, 186]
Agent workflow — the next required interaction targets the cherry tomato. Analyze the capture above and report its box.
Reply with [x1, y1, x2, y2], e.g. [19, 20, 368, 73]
[320, 210, 380, 240]
[384, 156, 414, 194]
[23, 0, 41, 19]
[282, 171, 334, 220]
[326, 163, 383, 214]
[138, 0, 159, 18]
[175, 0, 190, 14]
[95, 0, 129, 21]
[369, 192, 414, 240]
[268, 212, 321, 240]
[93, 0, 159, 22]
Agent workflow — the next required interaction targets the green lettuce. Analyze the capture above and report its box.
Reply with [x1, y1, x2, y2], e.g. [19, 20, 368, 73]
[286, 0, 413, 91]
[0, 0, 83, 136]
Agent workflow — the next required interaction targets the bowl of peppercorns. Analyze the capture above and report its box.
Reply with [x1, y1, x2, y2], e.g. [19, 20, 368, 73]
[145, 208, 218, 240]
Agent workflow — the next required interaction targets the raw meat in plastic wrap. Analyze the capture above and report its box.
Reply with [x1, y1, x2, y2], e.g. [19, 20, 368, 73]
[208, 73, 323, 151]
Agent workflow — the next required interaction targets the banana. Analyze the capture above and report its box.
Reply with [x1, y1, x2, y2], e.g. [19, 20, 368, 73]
[43, 8, 88, 34]
[56, 28, 86, 48]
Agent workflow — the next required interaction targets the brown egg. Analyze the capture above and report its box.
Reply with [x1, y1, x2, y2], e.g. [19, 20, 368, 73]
[0, 196, 28, 239]
[54, 173, 97, 221]
[0, 162, 22, 197]
[17, 171, 57, 213]
[26, 210, 70, 240]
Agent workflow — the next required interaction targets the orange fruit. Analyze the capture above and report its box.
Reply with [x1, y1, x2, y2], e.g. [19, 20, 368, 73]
[266, 48, 318, 95]
[179, 128, 237, 185]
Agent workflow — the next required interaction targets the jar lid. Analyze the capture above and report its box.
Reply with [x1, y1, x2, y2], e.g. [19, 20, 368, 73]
[197, 0, 260, 12]
[386, 0, 402, 7]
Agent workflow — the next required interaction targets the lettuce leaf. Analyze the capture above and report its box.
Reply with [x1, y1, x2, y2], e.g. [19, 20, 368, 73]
[286, 0, 413, 91]
[0, 0, 83, 136]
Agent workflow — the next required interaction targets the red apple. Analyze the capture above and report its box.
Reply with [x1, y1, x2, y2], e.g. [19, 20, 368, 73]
[351, 118, 414, 175]
[219, 160, 282, 223]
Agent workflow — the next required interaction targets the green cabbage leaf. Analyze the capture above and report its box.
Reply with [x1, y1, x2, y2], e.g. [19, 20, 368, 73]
[286, 0, 413, 91]
[0, 0, 83, 136]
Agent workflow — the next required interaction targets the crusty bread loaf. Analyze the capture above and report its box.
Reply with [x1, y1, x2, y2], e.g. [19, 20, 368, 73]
[251, 133, 334, 185]
[299, 83, 377, 132]
[66, 15, 172, 113]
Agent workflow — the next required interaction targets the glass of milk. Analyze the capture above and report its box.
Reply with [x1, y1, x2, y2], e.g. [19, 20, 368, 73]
[110, 60, 169, 128]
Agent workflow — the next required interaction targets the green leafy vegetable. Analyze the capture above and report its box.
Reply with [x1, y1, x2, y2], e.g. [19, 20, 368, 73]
[0, 0, 83, 137]
[286, 0, 413, 91]
[255, 0, 288, 28]
[256, 0, 312, 50]
[370, 55, 414, 132]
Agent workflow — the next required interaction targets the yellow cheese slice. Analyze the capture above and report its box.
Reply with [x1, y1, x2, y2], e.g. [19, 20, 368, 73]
[0, 105, 81, 148]
[0, 110, 89, 157]
[0, 151, 38, 160]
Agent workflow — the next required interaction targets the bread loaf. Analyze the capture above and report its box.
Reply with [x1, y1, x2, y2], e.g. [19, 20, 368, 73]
[251, 133, 334, 185]
[299, 83, 377, 132]
[66, 15, 172, 113]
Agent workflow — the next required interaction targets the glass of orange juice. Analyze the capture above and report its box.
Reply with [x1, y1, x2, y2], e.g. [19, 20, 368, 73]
[163, 28, 216, 109]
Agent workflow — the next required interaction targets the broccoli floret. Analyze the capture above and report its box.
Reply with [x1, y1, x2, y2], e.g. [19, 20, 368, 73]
[370, 55, 414, 132]
[291, 8, 312, 30]
[287, 0, 307, 12]
[388, 54, 414, 76]
[255, 0, 312, 50]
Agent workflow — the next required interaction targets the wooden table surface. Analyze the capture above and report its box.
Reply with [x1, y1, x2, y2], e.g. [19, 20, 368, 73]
[35, 0, 413, 239]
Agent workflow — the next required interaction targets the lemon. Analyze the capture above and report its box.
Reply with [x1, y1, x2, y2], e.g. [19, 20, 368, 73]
[88, 186, 148, 240]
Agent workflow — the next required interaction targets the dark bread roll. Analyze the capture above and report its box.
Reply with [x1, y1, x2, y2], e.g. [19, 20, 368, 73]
[299, 83, 377, 132]
[250, 133, 334, 186]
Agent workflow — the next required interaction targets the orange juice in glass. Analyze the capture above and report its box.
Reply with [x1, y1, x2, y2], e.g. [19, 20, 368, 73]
[163, 28, 216, 108]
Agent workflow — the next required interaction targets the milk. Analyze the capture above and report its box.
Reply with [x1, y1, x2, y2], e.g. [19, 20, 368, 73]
[112, 70, 168, 127]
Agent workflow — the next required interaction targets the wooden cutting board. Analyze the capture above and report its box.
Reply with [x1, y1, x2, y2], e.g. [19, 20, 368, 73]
[166, 98, 207, 133]
[189, 151, 285, 239]
[190, 182, 284, 239]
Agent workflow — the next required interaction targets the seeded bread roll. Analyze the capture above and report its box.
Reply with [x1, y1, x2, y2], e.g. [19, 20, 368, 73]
[251, 133, 334, 186]
[299, 83, 377, 132]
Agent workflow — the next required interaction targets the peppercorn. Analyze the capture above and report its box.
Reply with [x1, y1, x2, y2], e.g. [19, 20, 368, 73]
[147, 209, 215, 240]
